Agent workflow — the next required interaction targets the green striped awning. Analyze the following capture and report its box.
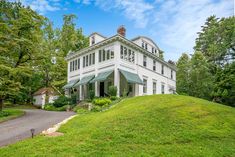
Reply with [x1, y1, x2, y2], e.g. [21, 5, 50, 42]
[62, 79, 79, 89]
[119, 69, 143, 85]
[76, 75, 95, 86]
[90, 70, 113, 83]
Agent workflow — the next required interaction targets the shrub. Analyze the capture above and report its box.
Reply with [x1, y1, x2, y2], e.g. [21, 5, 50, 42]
[89, 90, 95, 100]
[108, 86, 117, 97]
[91, 105, 102, 112]
[53, 96, 72, 107]
[44, 103, 57, 111]
[73, 106, 89, 114]
[110, 96, 117, 101]
[92, 98, 111, 107]
[70, 94, 77, 105]
[0, 111, 10, 117]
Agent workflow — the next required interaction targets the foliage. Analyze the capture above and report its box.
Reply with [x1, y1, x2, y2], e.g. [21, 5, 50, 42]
[108, 86, 117, 97]
[92, 98, 111, 107]
[0, 95, 234, 156]
[44, 103, 69, 111]
[53, 96, 72, 108]
[0, 109, 24, 123]
[176, 53, 190, 95]
[177, 16, 235, 106]
[110, 96, 117, 101]
[89, 90, 95, 100]
[73, 106, 89, 114]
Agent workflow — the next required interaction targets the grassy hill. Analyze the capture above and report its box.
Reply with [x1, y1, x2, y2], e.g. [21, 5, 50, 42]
[0, 95, 235, 156]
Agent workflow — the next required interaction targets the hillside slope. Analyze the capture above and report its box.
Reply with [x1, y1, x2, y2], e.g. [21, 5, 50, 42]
[0, 95, 235, 156]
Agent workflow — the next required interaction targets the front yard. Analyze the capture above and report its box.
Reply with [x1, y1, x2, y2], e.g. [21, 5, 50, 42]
[0, 109, 25, 123]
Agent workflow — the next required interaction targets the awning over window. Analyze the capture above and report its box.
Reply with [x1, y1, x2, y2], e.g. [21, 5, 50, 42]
[62, 79, 79, 89]
[77, 75, 95, 86]
[90, 70, 113, 83]
[119, 69, 143, 85]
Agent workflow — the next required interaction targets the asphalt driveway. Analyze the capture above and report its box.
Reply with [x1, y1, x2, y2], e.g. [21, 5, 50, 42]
[0, 109, 75, 147]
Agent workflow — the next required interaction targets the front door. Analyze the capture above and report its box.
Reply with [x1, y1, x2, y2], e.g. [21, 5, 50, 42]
[100, 82, 104, 97]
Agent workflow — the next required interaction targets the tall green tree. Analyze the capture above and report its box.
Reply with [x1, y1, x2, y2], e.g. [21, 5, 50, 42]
[176, 53, 190, 95]
[0, 0, 44, 109]
[188, 51, 213, 99]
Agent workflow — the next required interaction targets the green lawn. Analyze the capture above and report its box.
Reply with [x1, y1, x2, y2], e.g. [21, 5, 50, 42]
[0, 95, 235, 156]
[0, 109, 25, 123]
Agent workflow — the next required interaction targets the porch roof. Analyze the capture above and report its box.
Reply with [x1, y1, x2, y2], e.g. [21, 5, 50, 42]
[119, 69, 143, 85]
[90, 70, 113, 83]
[62, 79, 79, 89]
[76, 75, 95, 86]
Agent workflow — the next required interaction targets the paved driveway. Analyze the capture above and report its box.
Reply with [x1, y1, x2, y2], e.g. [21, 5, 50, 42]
[0, 109, 75, 147]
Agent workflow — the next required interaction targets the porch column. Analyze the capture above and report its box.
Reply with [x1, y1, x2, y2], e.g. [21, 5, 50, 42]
[95, 82, 99, 97]
[114, 69, 120, 97]
[79, 85, 83, 100]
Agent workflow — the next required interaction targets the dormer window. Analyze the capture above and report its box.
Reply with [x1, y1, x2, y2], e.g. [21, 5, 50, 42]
[145, 43, 148, 50]
[91, 36, 95, 45]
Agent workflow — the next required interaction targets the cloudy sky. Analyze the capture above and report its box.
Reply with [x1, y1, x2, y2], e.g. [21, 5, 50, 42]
[14, 0, 234, 61]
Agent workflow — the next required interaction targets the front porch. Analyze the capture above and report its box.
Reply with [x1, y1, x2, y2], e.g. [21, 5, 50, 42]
[66, 69, 143, 100]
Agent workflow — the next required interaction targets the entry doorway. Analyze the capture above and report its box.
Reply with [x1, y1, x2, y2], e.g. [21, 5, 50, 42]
[100, 82, 104, 97]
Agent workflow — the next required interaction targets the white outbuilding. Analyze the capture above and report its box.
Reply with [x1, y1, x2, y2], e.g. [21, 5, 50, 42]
[33, 87, 59, 108]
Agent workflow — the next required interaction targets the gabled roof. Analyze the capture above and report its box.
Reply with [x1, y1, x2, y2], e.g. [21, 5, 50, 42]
[33, 87, 59, 96]
[88, 32, 107, 39]
[131, 36, 160, 50]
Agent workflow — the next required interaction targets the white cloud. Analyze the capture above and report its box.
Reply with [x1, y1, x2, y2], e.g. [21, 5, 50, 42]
[150, 0, 234, 60]
[12, 0, 60, 14]
[75, 0, 154, 28]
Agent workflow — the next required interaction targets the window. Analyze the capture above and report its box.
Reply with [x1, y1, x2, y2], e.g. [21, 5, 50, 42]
[75, 60, 77, 70]
[111, 50, 114, 59]
[86, 55, 88, 66]
[72, 60, 75, 71]
[142, 41, 144, 48]
[78, 59, 80, 69]
[99, 50, 102, 62]
[102, 49, 105, 61]
[92, 53, 95, 64]
[153, 82, 157, 94]
[89, 54, 91, 65]
[83, 57, 85, 67]
[152, 47, 154, 53]
[143, 79, 147, 94]
[128, 49, 132, 62]
[143, 55, 147, 67]
[120, 45, 135, 63]
[153, 60, 156, 71]
[107, 50, 110, 60]
[124, 47, 127, 60]
[171, 70, 173, 79]
[120, 45, 124, 59]
[91, 36, 95, 45]
[132, 51, 135, 63]
[145, 43, 148, 50]
[161, 65, 164, 75]
[70, 62, 72, 72]
[161, 84, 165, 94]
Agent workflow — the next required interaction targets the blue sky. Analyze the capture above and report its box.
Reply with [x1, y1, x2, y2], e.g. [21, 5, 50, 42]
[16, 0, 234, 61]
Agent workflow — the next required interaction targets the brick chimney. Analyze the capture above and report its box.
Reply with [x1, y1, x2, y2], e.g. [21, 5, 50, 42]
[117, 25, 126, 37]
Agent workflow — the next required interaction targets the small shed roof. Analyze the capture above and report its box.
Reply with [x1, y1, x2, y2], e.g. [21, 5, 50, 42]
[33, 87, 59, 96]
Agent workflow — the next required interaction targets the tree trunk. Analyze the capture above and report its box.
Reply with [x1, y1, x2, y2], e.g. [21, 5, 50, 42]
[0, 99, 3, 111]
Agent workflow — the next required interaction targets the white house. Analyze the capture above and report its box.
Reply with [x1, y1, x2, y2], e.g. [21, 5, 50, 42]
[33, 87, 59, 108]
[63, 26, 176, 100]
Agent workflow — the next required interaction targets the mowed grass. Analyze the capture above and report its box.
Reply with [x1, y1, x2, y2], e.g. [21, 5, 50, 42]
[0, 109, 25, 123]
[0, 95, 235, 156]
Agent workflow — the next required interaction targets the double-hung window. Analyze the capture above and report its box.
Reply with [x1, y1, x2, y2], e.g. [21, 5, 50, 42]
[143, 79, 147, 94]
[143, 55, 147, 67]
[153, 82, 157, 94]
[161, 65, 164, 75]
[161, 84, 165, 94]
[153, 60, 156, 71]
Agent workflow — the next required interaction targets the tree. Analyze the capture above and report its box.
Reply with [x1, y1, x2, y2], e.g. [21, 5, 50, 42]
[0, 0, 44, 110]
[188, 51, 213, 99]
[176, 53, 190, 95]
